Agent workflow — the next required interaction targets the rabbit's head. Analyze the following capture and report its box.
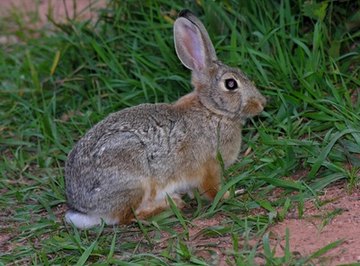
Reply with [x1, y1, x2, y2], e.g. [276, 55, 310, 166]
[174, 10, 266, 120]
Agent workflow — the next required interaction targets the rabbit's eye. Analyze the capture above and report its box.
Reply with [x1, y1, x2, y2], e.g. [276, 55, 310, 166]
[225, 78, 238, 90]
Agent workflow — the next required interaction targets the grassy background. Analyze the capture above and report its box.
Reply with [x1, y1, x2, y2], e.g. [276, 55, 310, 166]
[0, 0, 359, 264]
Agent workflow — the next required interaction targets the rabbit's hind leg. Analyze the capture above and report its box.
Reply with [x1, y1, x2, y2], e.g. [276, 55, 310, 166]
[133, 179, 186, 221]
[110, 187, 146, 224]
[135, 193, 185, 220]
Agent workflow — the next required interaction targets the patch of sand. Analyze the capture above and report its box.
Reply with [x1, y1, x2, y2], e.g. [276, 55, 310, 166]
[270, 183, 360, 265]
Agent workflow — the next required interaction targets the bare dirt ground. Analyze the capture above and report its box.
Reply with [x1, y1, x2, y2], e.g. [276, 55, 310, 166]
[0, 0, 105, 44]
[1, 1, 359, 265]
[270, 183, 360, 265]
[181, 183, 360, 265]
[0, 0, 105, 22]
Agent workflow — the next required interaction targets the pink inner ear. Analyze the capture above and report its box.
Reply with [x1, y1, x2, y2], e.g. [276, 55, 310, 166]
[182, 24, 205, 71]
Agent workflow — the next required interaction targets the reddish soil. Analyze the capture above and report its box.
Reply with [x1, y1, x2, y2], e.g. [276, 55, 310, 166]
[0, 0, 105, 44]
[153, 214, 234, 265]
[164, 183, 360, 265]
[0, 0, 105, 22]
[270, 183, 360, 265]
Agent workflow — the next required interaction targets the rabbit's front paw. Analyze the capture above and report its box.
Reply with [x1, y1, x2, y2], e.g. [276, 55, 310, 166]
[222, 191, 230, 200]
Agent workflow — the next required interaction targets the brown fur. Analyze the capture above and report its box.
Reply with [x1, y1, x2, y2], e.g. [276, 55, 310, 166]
[135, 202, 168, 220]
[150, 179, 158, 198]
[174, 92, 201, 109]
[112, 190, 144, 224]
[244, 99, 264, 116]
[135, 193, 185, 220]
[198, 159, 222, 199]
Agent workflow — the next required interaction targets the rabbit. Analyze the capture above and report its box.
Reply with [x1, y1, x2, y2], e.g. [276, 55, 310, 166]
[64, 9, 266, 229]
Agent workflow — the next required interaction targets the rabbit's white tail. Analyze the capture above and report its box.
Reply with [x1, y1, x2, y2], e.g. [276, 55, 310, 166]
[65, 210, 117, 229]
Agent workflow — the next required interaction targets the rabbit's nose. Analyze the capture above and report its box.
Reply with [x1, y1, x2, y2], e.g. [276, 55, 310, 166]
[244, 97, 265, 115]
[256, 93, 267, 108]
[258, 101, 265, 113]
[259, 94, 267, 107]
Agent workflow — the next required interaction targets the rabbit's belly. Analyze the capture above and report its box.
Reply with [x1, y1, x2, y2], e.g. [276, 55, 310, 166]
[135, 177, 199, 213]
[155, 178, 199, 201]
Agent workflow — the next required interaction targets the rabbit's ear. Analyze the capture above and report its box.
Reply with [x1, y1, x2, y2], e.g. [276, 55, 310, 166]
[174, 10, 217, 72]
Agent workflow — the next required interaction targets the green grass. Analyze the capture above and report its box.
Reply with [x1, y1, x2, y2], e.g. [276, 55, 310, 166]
[0, 0, 359, 265]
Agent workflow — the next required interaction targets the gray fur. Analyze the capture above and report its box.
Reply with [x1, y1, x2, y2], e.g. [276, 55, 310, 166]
[65, 10, 266, 227]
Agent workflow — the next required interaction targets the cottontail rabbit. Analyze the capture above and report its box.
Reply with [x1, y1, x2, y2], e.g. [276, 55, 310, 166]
[65, 9, 266, 229]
